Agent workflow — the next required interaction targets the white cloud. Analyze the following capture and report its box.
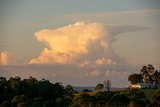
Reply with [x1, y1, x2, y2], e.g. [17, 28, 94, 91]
[29, 21, 148, 65]
[0, 51, 9, 65]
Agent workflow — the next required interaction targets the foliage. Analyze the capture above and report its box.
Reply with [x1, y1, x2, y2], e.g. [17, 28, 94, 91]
[151, 89, 160, 104]
[0, 64, 159, 107]
[128, 74, 143, 84]
[71, 93, 94, 107]
[0, 76, 75, 107]
[128, 64, 160, 85]
[103, 79, 111, 92]
[128, 99, 149, 107]
[95, 83, 104, 91]
[94, 91, 112, 105]
[82, 89, 92, 92]
[107, 93, 130, 107]
[140, 88, 158, 100]
[126, 88, 146, 100]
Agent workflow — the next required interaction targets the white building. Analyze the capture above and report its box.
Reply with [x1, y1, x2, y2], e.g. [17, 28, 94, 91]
[130, 82, 155, 89]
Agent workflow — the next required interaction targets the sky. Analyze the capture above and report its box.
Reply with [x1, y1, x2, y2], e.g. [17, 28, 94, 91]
[0, 0, 160, 87]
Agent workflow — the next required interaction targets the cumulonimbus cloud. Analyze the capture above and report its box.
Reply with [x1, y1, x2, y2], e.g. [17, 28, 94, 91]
[29, 21, 148, 65]
[0, 51, 9, 65]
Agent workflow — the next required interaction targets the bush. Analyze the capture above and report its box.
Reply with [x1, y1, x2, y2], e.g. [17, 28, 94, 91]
[107, 93, 130, 107]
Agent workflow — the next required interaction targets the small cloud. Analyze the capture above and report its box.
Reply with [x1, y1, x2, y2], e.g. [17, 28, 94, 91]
[52, 73, 56, 77]
[79, 60, 92, 67]
[96, 58, 116, 65]
[96, 58, 106, 65]
[105, 70, 110, 76]
[107, 59, 112, 64]
[105, 70, 130, 78]
[89, 70, 103, 77]
[0, 51, 9, 65]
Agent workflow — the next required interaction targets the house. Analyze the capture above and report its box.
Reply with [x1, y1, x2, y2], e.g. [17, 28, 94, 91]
[130, 83, 141, 88]
[130, 82, 155, 89]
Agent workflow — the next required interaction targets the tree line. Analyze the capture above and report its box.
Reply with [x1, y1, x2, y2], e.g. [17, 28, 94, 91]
[0, 64, 160, 107]
[0, 76, 75, 107]
[1, 76, 160, 107]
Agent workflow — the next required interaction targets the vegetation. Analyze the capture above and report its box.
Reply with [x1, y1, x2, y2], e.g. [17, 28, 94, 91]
[128, 64, 160, 85]
[0, 76, 74, 107]
[0, 76, 159, 107]
[95, 83, 104, 91]
[140, 88, 157, 100]
[149, 89, 160, 106]
[103, 80, 111, 92]
[128, 74, 143, 84]
[0, 65, 160, 107]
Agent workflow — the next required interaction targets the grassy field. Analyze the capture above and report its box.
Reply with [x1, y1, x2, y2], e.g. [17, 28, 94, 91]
[140, 88, 158, 100]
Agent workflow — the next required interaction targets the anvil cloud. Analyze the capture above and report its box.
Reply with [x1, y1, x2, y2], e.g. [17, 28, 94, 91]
[29, 22, 148, 65]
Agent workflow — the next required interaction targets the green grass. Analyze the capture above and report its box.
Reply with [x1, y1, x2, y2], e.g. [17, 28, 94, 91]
[140, 88, 158, 100]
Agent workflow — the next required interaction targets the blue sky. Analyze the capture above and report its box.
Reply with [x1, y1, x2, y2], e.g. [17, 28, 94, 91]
[0, 0, 160, 87]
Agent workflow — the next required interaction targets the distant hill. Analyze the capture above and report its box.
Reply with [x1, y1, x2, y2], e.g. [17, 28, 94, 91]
[74, 86, 125, 92]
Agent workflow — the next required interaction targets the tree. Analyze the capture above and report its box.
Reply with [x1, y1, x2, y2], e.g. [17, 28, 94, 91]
[65, 85, 75, 95]
[0, 77, 6, 81]
[95, 83, 103, 91]
[126, 88, 146, 100]
[140, 64, 157, 83]
[71, 93, 94, 107]
[107, 93, 130, 107]
[103, 80, 111, 92]
[152, 70, 159, 84]
[0, 76, 68, 106]
[94, 91, 111, 105]
[64, 85, 75, 106]
[149, 89, 160, 107]
[128, 74, 143, 84]
[148, 64, 155, 74]
[128, 99, 149, 107]
[157, 72, 160, 84]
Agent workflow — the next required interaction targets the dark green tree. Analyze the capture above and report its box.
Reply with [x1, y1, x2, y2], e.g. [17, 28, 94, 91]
[95, 83, 104, 91]
[126, 88, 146, 100]
[71, 93, 94, 107]
[82, 89, 92, 92]
[94, 91, 111, 106]
[0, 76, 67, 107]
[149, 89, 160, 107]
[107, 93, 130, 107]
[128, 74, 143, 84]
